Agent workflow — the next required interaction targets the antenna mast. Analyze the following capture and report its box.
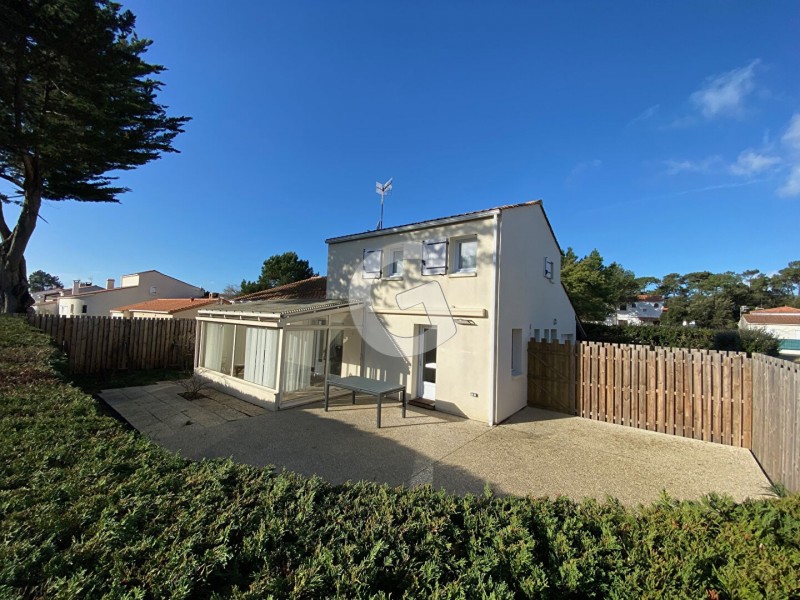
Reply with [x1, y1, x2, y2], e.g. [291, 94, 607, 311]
[375, 178, 393, 229]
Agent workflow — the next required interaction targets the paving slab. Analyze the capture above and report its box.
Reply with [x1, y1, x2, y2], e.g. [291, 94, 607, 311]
[98, 385, 772, 505]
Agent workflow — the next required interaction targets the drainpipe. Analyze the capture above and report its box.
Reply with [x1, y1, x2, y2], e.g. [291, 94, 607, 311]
[489, 212, 501, 426]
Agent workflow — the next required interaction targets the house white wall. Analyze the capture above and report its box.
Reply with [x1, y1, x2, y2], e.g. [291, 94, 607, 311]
[57, 271, 202, 317]
[494, 203, 576, 423]
[739, 318, 800, 357]
[327, 216, 497, 421]
[326, 202, 576, 424]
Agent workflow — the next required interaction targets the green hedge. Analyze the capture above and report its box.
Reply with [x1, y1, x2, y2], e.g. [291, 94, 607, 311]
[1, 316, 798, 598]
[582, 322, 781, 356]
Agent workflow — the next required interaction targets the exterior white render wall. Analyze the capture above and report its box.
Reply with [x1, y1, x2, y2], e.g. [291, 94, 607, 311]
[327, 216, 497, 422]
[56, 271, 202, 317]
[739, 318, 800, 356]
[494, 203, 576, 423]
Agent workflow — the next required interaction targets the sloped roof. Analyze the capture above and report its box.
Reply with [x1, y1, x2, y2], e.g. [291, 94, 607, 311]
[112, 297, 227, 314]
[325, 200, 544, 244]
[743, 314, 800, 325]
[749, 306, 800, 315]
[201, 298, 357, 319]
[235, 276, 327, 302]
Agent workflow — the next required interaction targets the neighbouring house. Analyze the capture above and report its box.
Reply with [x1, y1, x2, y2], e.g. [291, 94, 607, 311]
[110, 296, 229, 319]
[739, 306, 800, 357]
[606, 295, 665, 326]
[50, 270, 204, 317]
[31, 282, 104, 315]
[195, 200, 576, 425]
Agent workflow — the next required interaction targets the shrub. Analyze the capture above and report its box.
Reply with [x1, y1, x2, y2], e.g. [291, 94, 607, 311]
[738, 327, 781, 357]
[2, 316, 798, 597]
[583, 322, 782, 356]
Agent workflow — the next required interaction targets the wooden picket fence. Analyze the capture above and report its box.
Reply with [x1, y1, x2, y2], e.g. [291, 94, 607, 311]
[529, 339, 800, 492]
[751, 354, 800, 493]
[529, 340, 752, 446]
[27, 314, 196, 375]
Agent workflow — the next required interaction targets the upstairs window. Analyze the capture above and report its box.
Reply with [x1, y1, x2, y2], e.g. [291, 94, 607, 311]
[363, 249, 382, 279]
[422, 239, 447, 275]
[455, 237, 477, 273]
[388, 248, 404, 277]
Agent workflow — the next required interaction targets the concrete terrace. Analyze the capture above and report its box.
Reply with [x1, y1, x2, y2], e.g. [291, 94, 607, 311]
[99, 383, 772, 506]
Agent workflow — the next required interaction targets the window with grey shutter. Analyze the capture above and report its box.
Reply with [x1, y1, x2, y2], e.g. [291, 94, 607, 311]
[363, 249, 382, 279]
[422, 239, 447, 275]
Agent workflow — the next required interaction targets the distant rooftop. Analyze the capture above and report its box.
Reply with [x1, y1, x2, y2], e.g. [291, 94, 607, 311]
[112, 297, 227, 314]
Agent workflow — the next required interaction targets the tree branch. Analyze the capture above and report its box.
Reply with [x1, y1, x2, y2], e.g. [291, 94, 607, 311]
[0, 202, 12, 240]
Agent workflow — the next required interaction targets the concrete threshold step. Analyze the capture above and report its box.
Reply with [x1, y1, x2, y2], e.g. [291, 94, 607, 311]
[409, 398, 435, 410]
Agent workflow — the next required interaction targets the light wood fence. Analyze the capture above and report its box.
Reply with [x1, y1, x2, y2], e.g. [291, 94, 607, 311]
[27, 314, 196, 375]
[529, 339, 800, 492]
[751, 354, 800, 493]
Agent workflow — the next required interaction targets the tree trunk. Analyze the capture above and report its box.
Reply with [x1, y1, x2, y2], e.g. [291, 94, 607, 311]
[0, 253, 32, 314]
[0, 156, 41, 314]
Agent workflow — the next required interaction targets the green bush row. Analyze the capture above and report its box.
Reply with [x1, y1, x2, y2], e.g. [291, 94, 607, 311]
[582, 322, 781, 356]
[1, 316, 798, 598]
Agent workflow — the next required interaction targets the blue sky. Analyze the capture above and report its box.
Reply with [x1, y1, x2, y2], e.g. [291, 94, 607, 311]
[14, 1, 800, 291]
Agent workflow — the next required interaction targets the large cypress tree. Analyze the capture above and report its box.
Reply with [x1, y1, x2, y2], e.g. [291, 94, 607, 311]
[0, 0, 189, 313]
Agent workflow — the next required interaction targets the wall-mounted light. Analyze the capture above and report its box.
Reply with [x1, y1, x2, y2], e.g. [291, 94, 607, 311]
[553, 318, 558, 325]
[454, 318, 477, 326]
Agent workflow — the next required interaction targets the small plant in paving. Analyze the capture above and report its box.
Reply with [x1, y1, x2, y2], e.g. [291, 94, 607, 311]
[177, 373, 211, 400]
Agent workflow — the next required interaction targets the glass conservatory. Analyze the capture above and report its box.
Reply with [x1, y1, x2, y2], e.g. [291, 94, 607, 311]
[195, 299, 363, 409]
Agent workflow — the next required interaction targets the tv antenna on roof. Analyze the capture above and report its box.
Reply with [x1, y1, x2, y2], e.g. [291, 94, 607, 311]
[375, 178, 393, 229]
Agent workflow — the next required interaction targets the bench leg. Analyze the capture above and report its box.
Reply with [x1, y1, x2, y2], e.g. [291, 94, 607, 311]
[352, 390, 356, 405]
[324, 383, 329, 411]
[377, 393, 382, 428]
[402, 389, 406, 418]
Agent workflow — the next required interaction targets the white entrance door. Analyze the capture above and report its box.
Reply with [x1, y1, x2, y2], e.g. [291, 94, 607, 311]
[418, 326, 437, 400]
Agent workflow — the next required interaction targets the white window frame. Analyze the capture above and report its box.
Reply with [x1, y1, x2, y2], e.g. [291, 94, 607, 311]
[385, 246, 404, 278]
[451, 235, 478, 274]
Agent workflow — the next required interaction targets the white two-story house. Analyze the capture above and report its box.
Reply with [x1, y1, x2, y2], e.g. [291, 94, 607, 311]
[195, 200, 576, 425]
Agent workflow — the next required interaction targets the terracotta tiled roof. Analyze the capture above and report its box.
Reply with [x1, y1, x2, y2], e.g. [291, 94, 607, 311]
[112, 297, 228, 314]
[235, 276, 327, 302]
[749, 306, 800, 315]
[743, 314, 800, 325]
[636, 294, 664, 302]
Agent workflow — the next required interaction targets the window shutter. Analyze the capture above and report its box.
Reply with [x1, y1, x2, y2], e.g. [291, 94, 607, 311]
[422, 239, 448, 275]
[363, 249, 382, 279]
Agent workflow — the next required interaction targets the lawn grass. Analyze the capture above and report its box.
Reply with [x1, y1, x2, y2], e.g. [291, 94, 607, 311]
[1, 315, 798, 598]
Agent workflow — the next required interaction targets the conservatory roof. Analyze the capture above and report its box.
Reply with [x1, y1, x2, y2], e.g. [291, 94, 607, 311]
[198, 298, 359, 320]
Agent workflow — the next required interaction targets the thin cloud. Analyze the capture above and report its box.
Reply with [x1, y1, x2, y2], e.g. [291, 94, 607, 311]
[689, 59, 760, 119]
[663, 156, 723, 175]
[730, 150, 781, 177]
[782, 113, 800, 150]
[778, 113, 800, 197]
[628, 104, 660, 127]
[566, 159, 602, 186]
[778, 166, 800, 197]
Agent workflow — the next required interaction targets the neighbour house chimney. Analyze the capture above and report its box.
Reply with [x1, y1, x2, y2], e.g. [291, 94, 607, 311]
[106, 278, 115, 290]
[72, 279, 80, 295]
